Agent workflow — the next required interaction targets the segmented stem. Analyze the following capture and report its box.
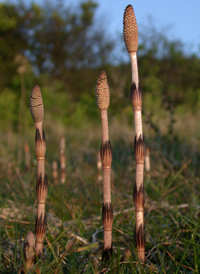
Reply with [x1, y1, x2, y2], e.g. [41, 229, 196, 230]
[96, 72, 113, 261]
[131, 83, 143, 138]
[30, 85, 48, 258]
[130, 52, 139, 90]
[134, 135, 146, 263]
[101, 141, 113, 261]
[35, 213, 47, 258]
[123, 5, 146, 262]
[101, 109, 109, 144]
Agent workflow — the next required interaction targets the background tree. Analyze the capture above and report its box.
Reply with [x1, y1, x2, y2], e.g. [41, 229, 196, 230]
[0, 3, 28, 88]
[0, 0, 200, 133]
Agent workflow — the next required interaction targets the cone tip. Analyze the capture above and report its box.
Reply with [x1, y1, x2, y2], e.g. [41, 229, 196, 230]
[123, 5, 138, 53]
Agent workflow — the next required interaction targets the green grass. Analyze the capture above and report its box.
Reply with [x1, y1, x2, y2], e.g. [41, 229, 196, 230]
[0, 119, 200, 273]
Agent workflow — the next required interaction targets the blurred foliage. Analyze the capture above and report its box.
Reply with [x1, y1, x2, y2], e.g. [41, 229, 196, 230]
[0, 3, 200, 272]
[0, 89, 18, 129]
[0, 0, 200, 135]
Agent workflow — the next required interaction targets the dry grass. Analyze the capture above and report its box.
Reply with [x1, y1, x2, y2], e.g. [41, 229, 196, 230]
[0, 117, 200, 273]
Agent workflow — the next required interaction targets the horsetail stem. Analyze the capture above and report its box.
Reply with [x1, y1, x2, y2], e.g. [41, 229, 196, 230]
[101, 141, 113, 261]
[123, 5, 139, 90]
[101, 141, 112, 203]
[36, 174, 48, 219]
[96, 71, 113, 261]
[30, 85, 48, 258]
[24, 142, 30, 171]
[97, 151, 102, 182]
[134, 134, 146, 263]
[131, 83, 143, 139]
[145, 147, 151, 178]
[123, 5, 146, 263]
[52, 160, 58, 184]
[35, 129, 46, 182]
[35, 213, 47, 258]
[59, 136, 66, 184]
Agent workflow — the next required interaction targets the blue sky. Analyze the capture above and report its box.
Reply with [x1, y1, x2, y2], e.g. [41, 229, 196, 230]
[3, 0, 200, 56]
[94, 0, 200, 55]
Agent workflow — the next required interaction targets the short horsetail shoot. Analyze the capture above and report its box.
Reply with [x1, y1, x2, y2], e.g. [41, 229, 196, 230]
[95, 71, 113, 262]
[30, 85, 48, 259]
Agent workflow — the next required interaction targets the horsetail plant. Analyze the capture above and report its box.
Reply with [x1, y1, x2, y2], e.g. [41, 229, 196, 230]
[24, 141, 30, 171]
[95, 71, 113, 261]
[145, 147, 151, 178]
[52, 160, 58, 184]
[124, 6, 146, 264]
[97, 151, 102, 182]
[30, 85, 48, 259]
[59, 136, 66, 184]
[21, 231, 35, 273]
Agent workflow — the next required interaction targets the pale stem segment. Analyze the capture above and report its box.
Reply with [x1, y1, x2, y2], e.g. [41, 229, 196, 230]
[101, 110, 109, 144]
[60, 136, 66, 184]
[97, 152, 102, 181]
[134, 110, 143, 139]
[130, 52, 139, 90]
[135, 163, 144, 190]
[138, 248, 145, 264]
[35, 129, 46, 182]
[103, 167, 111, 203]
[135, 210, 144, 229]
[145, 157, 150, 173]
[37, 160, 45, 182]
[104, 230, 112, 252]
[52, 161, 58, 184]
[145, 147, 151, 178]
[37, 203, 45, 219]
[24, 142, 30, 171]
[131, 84, 143, 138]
